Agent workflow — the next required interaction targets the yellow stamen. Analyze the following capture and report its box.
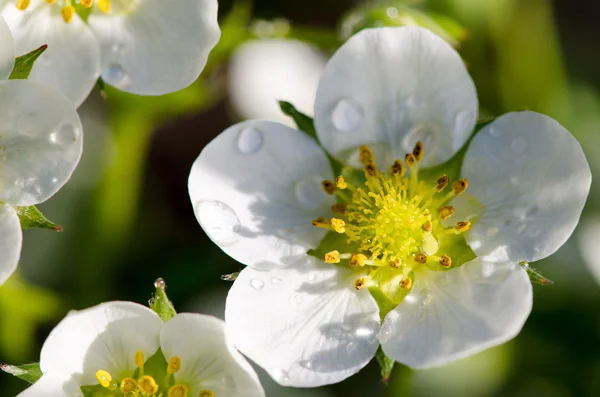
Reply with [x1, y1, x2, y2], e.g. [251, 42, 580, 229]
[61, 5, 74, 23]
[167, 356, 182, 374]
[349, 253, 367, 267]
[364, 162, 378, 178]
[331, 203, 347, 215]
[359, 145, 374, 165]
[322, 180, 336, 195]
[404, 153, 415, 168]
[421, 220, 432, 232]
[134, 351, 145, 369]
[312, 217, 329, 228]
[199, 391, 215, 397]
[436, 175, 449, 192]
[439, 254, 452, 268]
[452, 179, 469, 196]
[324, 250, 340, 264]
[16, 0, 30, 10]
[138, 376, 159, 395]
[98, 0, 110, 12]
[390, 160, 405, 176]
[96, 370, 117, 391]
[455, 221, 471, 233]
[80, 0, 93, 7]
[120, 378, 138, 394]
[414, 253, 427, 264]
[412, 141, 424, 162]
[399, 277, 412, 289]
[336, 176, 347, 189]
[330, 218, 346, 233]
[389, 258, 401, 268]
[438, 206, 455, 220]
[355, 278, 367, 290]
[168, 384, 188, 397]
[45, 0, 55, 4]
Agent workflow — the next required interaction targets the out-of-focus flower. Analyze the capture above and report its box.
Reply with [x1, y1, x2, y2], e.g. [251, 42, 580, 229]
[228, 39, 326, 125]
[0, 17, 83, 286]
[188, 27, 590, 387]
[577, 216, 600, 286]
[16, 301, 265, 397]
[2, 0, 221, 107]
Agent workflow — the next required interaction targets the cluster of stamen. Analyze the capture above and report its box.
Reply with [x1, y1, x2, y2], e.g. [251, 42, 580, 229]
[16, 0, 111, 24]
[313, 142, 471, 294]
[94, 351, 215, 397]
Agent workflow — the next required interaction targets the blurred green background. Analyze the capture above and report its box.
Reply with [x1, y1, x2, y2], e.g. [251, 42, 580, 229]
[2, 0, 600, 396]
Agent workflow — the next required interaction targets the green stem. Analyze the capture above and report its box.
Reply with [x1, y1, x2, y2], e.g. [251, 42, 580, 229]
[386, 363, 413, 397]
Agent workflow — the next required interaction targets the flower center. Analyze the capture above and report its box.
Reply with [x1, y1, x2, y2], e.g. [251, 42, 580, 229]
[14, 0, 129, 23]
[313, 143, 474, 305]
[81, 351, 215, 397]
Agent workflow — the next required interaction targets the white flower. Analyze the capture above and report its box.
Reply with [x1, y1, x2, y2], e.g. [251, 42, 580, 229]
[0, 17, 83, 286]
[1, 0, 221, 107]
[16, 301, 265, 397]
[188, 26, 591, 387]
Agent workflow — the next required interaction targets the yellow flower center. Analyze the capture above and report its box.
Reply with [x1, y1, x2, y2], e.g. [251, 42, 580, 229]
[15, 0, 117, 24]
[313, 143, 474, 305]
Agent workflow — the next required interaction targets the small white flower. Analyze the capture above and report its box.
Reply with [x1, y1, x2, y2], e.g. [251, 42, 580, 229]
[16, 301, 265, 397]
[188, 27, 591, 386]
[2, 0, 221, 107]
[0, 17, 83, 286]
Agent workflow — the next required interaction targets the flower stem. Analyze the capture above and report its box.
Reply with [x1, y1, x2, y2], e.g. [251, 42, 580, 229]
[385, 363, 413, 397]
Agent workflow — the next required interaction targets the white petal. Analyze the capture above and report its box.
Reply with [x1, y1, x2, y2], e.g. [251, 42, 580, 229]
[15, 374, 82, 397]
[0, 16, 15, 80]
[0, 203, 21, 285]
[314, 26, 477, 169]
[40, 301, 163, 385]
[380, 258, 532, 368]
[2, 4, 101, 107]
[160, 313, 264, 397]
[87, 0, 220, 95]
[0, 80, 83, 206]
[461, 111, 591, 262]
[225, 256, 380, 387]
[188, 121, 335, 270]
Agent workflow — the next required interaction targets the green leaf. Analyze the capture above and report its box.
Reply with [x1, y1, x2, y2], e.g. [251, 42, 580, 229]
[15, 206, 61, 231]
[149, 278, 177, 322]
[9, 45, 48, 80]
[1, 362, 42, 384]
[279, 101, 317, 139]
[376, 347, 395, 383]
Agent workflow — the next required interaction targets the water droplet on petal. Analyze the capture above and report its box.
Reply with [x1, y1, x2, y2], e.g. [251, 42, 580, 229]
[219, 373, 236, 389]
[195, 200, 241, 246]
[486, 227, 499, 237]
[510, 136, 527, 154]
[307, 272, 316, 281]
[271, 277, 282, 284]
[345, 340, 359, 354]
[420, 289, 432, 305]
[49, 123, 78, 145]
[102, 63, 126, 86]
[237, 126, 263, 154]
[488, 126, 501, 137]
[331, 98, 364, 132]
[250, 279, 264, 290]
[454, 111, 472, 133]
[294, 176, 326, 210]
[111, 42, 125, 53]
[270, 369, 289, 383]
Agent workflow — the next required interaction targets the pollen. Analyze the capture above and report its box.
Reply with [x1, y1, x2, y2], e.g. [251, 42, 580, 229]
[399, 277, 412, 289]
[98, 0, 110, 12]
[312, 217, 329, 228]
[355, 278, 367, 290]
[330, 218, 346, 233]
[422, 220, 432, 232]
[438, 206, 455, 220]
[359, 145, 374, 165]
[390, 160, 405, 176]
[16, 0, 30, 10]
[364, 162, 378, 178]
[138, 376, 159, 395]
[168, 384, 188, 397]
[45, 0, 56, 3]
[120, 378, 138, 394]
[167, 356, 182, 374]
[331, 203, 347, 215]
[134, 350, 145, 369]
[336, 176, 347, 189]
[412, 141, 424, 162]
[404, 153, 416, 168]
[436, 175, 449, 192]
[452, 179, 469, 196]
[389, 258, 401, 268]
[322, 180, 336, 194]
[96, 370, 117, 391]
[349, 253, 367, 267]
[80, 0, 93, 7]
[414, 253, 427, 264]
[324, 250, 340, 264]
[199, 391, 215, 397]
[61, 5, 74, 23]
[455, 221, 471, 233]
[439, 254, 452, 268]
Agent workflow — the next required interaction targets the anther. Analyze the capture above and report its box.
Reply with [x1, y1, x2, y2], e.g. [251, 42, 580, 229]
[389, 258, 401, 268]
[138, 376, 159, 395]
[399, 278, 413, 289]
[330, 218, 346, 233]
[96, 370, 117, 391]
[359, 146, 375, 165]
[16, 0, 30, 10]
[61, 5, 74, 23]
[199, 391, 215, 397]
[439, 254, 452, 268]
[405, 153, 416, 168]
[322, 180, 336, 195]
[331, 203, 347, 215]
[120, 378, 138, 394]
[452, 179, 469, 196]
[364, 162, 378, 178]
[324, 250, 340, 264]
[421, 220, 432, 233]
[412, 141, 424, 162]
[414, 253, 427, 264]
[436, 175, 449, 192]
[45, 0, 56, 3]
[168, 384, 188, 397]
[312, 217, 329, 228]
[98, 0, 110, 12]
[349, 254, 367, 267]
[335, 176, 347, 189]
[355, 278, 367, 290]
[134, 351, 145, 369]
[455, 221, 471, 233]
[80, 0, 92, 7]
[167, 356, 182, 374]
[390, 160, 405, 176]
[438, 206, 455, 220]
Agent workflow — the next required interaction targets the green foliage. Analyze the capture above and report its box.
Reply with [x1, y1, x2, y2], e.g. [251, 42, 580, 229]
[15, 206, 61, 231]
[149, 279, 177, 322]
[376, 347, 396, 383]
[279, 101, 317, 139]
[9, 45, 48, 80]
[0, 363, 42, 384]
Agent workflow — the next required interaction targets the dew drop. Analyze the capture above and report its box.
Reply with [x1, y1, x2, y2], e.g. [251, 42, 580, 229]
[250, 279, 264, 290]
[307, 272, 316, 282]
[195, 200, 241, 246]
[237, 126, 263, 154]
[49, 123, 78, 145]
[331, 98, 364, 132]
[301, 360, 314, 369]
[454, 111, 472, 133]
[420, 288, 432, 305]
[345, 340, 359, 354]
[270, 369, 289, 383]
[102, 63, 126, 86]
[294, 176, 325, 210]
[488, 126, 501, 137]
[510, 136, 527, 154]
[219, 373, 236, 389]
[111, 42, 125, 53]
[402, 123, 436, 154]
[486, 227, 499, 237]
[154, 278, 166, 289]
[271, 277, 283, 284]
